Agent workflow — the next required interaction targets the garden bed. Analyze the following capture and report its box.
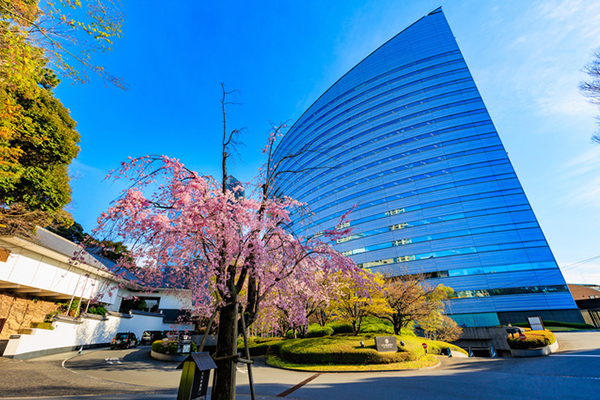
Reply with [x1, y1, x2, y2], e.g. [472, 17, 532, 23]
[507, 329, 558, 357]
[244, 334, 465, 372]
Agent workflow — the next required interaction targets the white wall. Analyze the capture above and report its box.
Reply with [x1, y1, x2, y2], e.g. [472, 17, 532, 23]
[3, 313, 194, 359]
[0, 242, 119, 306]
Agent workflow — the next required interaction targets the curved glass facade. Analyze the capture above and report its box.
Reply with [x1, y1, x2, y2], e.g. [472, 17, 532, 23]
[272, 8, 581, 326]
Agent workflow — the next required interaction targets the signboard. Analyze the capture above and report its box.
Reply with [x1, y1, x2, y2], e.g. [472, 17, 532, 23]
[421, 343, 427, 349]
[527, 316, 544, 331]
[375, 336, 398, 352]
[519, 333, 526, 341]
[177, 352, 216, 400]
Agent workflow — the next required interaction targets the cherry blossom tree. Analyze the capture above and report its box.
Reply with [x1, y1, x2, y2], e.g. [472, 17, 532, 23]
[94, 93, 364, 398]
[264, 266, 341, 338]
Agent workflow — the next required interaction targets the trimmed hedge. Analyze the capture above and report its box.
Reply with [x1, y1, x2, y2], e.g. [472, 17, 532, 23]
[306, 325, 334, 338]
[238, 338, 285, 356]
[277, 337, 415, 365]
[238, 337, 284, 357]
[512, 320, 594, 330]
[151, 340, 197, 355]
[507, 330, 556, 349]
[360, 317, 394, 335]
[328, 322, 353, 335]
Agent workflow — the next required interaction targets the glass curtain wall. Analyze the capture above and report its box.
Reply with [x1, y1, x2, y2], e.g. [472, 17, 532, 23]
[272, 8, 581, 326]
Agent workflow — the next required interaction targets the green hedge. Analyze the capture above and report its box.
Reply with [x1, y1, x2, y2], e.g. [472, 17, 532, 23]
[328, 322, 353, 334]
[277, 337, 415, 365]
[306, 325, 334, 338]
[87, 306, 107, 316]
[360, 317, 394, 335]
[151, 340, 197, 355]
[240, 338, 286, 356]
[512, 320, 595, 329]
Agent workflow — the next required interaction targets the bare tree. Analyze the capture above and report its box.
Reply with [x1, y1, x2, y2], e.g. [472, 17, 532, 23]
[580, 50, 600, 144]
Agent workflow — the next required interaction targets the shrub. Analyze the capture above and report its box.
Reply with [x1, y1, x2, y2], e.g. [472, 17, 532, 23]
[239, 338, 286, 356]
[44, 310, 60, 322]
[306, 325, 334, 338]
[512, 320, 594, 330]
[360, 317, 394, 335]
[87, 306, 107, 316]
[30, 322, 54, 330]
[507, 330, 556, 349]
[284, 330, 295, 339]
[328, 322, 353, 335]
[151, 340, 197, 355]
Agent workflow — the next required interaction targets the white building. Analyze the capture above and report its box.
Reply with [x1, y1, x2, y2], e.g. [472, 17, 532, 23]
[0, 228, 194, 359]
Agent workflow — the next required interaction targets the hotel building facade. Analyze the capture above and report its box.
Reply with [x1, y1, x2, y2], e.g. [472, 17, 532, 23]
[272, 8, 582, 326]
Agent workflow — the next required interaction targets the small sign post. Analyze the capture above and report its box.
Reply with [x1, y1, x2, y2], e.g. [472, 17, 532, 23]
[422, 343, 428, 354]
[177, 332, 193, 355]
[176, 352, 217, 400]
[375, 336, 398, 352]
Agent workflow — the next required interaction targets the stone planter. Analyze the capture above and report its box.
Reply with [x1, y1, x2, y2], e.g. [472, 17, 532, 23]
[512, 340, 559, 357]
[150, 349, 187, 362]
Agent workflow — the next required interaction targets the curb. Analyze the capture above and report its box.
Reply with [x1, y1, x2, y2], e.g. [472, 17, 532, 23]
[512, 340, 559, 357]
[149, 350, 186, 362]
[264, 354, 442, 373]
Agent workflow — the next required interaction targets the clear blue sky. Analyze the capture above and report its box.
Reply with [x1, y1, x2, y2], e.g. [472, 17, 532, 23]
[55, 0, 600, 284]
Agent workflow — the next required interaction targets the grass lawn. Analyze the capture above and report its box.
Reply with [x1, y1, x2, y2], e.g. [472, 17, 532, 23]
[267, 354, 440, 372]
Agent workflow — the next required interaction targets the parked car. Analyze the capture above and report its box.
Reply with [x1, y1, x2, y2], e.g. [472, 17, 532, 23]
[140, 330, 166, 345]
[110, 332, 138, 349]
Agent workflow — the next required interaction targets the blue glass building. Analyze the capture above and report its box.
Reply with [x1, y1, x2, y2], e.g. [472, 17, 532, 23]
[272, 8, 583, 327]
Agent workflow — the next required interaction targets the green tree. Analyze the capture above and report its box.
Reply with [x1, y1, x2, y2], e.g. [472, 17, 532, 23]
[330, 270, 393, 335]
[419, 314, 462, 342]
[47, 221, 86, 243]
[0, 59, 80, 236]
[0, 0, 124, 236]
[580, 50, 600, 143]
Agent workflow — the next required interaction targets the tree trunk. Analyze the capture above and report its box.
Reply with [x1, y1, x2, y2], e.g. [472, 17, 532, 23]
[239, 273, 259, 333]
[393, 315, 401, 335]
[213, 300, 238, 400]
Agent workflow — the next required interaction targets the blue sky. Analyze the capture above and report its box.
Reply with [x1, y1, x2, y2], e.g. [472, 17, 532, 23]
[56, 0, 600, 283]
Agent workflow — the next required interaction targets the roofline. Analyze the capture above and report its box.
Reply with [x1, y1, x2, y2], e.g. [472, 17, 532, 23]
[272, 6, 444, 158]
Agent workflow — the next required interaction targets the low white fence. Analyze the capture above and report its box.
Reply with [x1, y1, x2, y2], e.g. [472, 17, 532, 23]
[3, 311, 193, 359]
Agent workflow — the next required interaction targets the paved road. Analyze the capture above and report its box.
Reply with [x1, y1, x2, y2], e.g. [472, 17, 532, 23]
[1, 332, 599, 399]
[237, 331, 600, 400]
[0, 348, 172, 399]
